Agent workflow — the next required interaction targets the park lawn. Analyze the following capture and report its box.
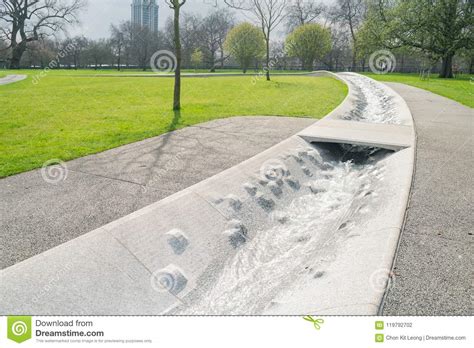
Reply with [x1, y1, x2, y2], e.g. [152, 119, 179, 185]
[0, 74, 347, 177]
[0, 69, 311, 76]
[365, 73, 473, 108]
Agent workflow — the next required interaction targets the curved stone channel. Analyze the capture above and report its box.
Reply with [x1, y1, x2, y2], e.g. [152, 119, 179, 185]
[339, 73, 400, 124]
[168, 74, 403, 315]
[174, 149, 388, 314]
[0, 72, 414, 315]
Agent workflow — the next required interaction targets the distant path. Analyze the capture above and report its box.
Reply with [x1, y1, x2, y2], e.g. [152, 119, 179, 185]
[0, 116, 315, 270]
[0, 74, 27, 85]
[381, 83, 473, 315]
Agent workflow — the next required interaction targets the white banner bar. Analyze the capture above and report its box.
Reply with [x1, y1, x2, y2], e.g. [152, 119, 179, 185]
[1, 316, 471, 347]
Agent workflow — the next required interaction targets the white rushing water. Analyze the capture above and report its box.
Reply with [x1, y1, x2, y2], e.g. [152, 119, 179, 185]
[173, 74, 396, 315]
[341, 73, 400, 124]
[179, 159, 385, 315]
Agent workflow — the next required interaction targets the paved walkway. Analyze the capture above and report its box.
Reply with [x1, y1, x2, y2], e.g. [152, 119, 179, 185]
[0, 116, 315, 270]
[0, 74, 27, 85]
[382, 83, 473, 315]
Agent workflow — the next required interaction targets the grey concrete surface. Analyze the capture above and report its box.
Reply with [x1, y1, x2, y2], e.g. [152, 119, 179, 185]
[299, 119, 413, 151]
[0, 73, 417, 315]
[381, 83, 473, 316]
[0, 116, 315, 270]
[0, 74, 27, 85]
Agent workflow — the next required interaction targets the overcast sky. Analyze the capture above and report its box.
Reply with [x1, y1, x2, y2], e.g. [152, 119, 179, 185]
[71, 0, 335, 39]
[71, 0, 232, 39]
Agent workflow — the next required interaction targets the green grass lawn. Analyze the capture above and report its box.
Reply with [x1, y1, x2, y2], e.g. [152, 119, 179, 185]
[365, 73, 474, 108]
[0, 68, 311, 76]
[0, 73, 347, 177]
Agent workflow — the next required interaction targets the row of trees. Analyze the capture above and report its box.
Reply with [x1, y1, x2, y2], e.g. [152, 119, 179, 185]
[224, 22, 332, 73]
[1, 0, 472, 77]
[1, 0, 472, 109]
[164, 0, 473, 109]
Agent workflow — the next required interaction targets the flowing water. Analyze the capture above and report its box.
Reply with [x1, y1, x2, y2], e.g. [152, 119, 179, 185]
[173, 74, 400, 314]
[180, 158, 385, 314]
[340, 73, 400, 124]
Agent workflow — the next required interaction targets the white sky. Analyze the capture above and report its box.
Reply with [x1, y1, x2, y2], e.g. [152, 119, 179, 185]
[70, 0, 231, 39]
[70, 0, 336, 39]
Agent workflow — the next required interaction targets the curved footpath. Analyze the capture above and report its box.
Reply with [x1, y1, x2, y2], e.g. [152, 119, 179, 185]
[0, 74, 27, 85]
[381, 83, 473, 316]
[0, 117, 314, 270]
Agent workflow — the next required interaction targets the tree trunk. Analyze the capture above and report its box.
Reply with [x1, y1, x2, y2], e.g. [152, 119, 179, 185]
[173, 5, 182, 110]
[265, 39, 270, 81]
[9, 44, 26, 69]
[439, 53, 454, 78]
[302, 58, 313, 71]
[117, 47, 122, 71]
[469, 56, 474, 74]
[209, 50, 216, 72]
[351, 50, 357, 72]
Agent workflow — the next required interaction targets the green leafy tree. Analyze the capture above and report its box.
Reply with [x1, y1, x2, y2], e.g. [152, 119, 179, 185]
[286, 24, 332, 71]
[224, 0, 287, 81]
[362, 0, 473, 78]
[224, 23, 265, 73]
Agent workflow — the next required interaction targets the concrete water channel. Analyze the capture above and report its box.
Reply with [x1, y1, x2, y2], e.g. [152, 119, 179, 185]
[0, 72, 416, 315]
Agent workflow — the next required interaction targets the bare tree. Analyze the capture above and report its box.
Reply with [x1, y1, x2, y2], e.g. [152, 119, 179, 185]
[0, 0, 86, 69]
[286, 0, 326, 32]
[21, 37, 56, 68]
[165, 0, 187, 110]
[110, 26, 125, 71]
[131, 25, 161, 71]
[164, 13, 201, 68]
[62, 36, 88, 69]
[224, 0, 287, 81]
[329, 0, 366, 70]
[200, 9, 234, 71]
[84, 39, 112, 70]
[324, 27, 351, 71]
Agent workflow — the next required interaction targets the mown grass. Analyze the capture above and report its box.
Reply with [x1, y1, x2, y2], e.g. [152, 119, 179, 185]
[0, 73, 347, 177]
[365, 73, 474, 108]
[0, 68, 311, 76]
